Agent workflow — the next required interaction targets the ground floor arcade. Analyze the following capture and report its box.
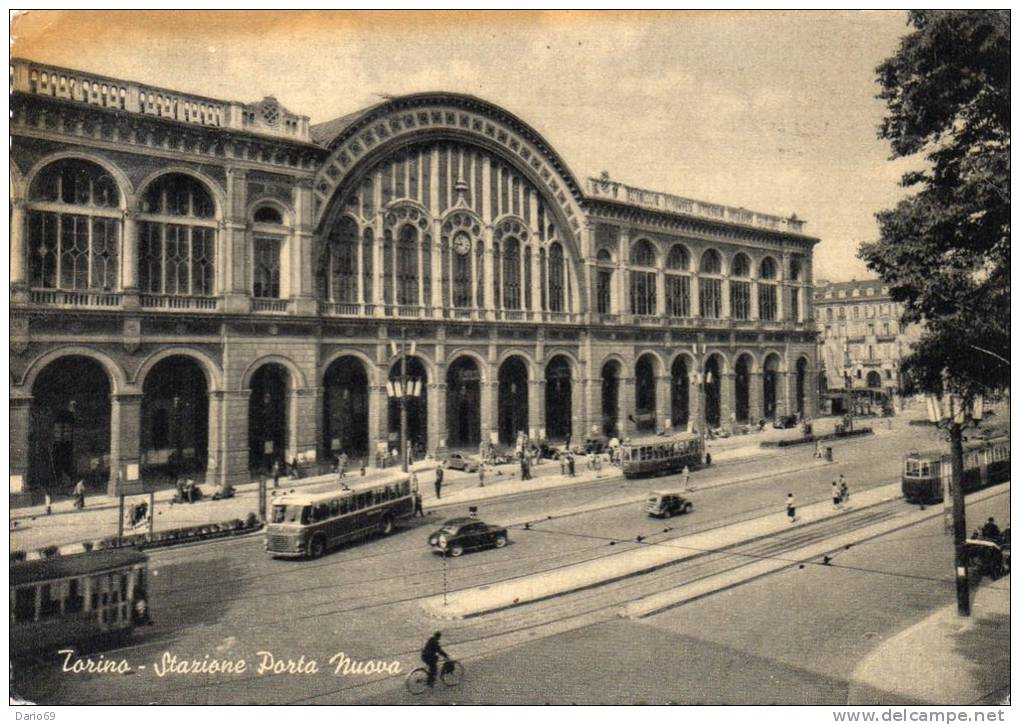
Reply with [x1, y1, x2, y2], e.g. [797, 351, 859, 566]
[10, 334, 816, 492]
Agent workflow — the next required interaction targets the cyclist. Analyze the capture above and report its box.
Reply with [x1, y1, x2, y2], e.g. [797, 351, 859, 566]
[421, 631, 449, 689]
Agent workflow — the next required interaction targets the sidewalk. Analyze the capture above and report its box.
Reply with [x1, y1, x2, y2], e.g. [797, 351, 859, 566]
[10, 430, 800, 553]
[847, 574, 1011, 705]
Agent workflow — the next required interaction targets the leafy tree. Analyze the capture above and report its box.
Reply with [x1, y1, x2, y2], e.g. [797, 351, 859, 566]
[859, 10, 1009, 402]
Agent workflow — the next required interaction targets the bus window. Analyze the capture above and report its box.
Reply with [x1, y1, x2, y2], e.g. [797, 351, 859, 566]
[401, 481, 410, 495]
[330, 500, 340, 516]
[313, 504, 329, 522]
[273, 505, 309, 524]
[66, 578, 84, 613]
[357, 493, 370, 509]
[14, 587, 35, 622]
[384, 486, 393, 500]
[340, 498, 350, 514]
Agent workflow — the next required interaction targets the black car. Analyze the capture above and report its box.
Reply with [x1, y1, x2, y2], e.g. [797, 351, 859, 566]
[428, 517, 508, 557]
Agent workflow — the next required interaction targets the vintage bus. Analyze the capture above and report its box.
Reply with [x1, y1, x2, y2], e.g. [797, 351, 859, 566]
[11, 549, 149, 656]
[901, 433, 1010, 504]
[265, 475, 416, 558]
[620, 434, 704, 479]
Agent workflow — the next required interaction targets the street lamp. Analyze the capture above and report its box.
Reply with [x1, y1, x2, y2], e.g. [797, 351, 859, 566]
[387, 328, 421, 473]
[926, 389, 984, 617]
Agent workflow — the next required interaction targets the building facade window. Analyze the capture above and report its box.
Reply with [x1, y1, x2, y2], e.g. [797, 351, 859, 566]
[665, 244, 691, 317]
[548, 242, 565, 312]
[138, 173, 216, 296]
[630, 239, 658, 316]
[452, 231, 473, 308]
[757, 257, 778, 321]
[502, 237, 521, 309]
[729, 252, 751, 320]
[253, 237, 281, 298]
[597, 268, 613, 314]
[27, 158, 122, 291]
[699, 249, 723, 318]
[320, 216, 358, 303]
[396, 225, 420, 306]
[790, 287, 800, 321]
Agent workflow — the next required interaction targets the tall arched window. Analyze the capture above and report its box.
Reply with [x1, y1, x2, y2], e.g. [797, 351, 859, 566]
[361, 227, 374, 304]
[789, 257, 802, 322]
[252, 204, 286, 299]
[452, 231, 473, 307]
[323, 216, 358, 303]
[396, 225, 419, 306]
[758, 256, 778, 321]
[629, 239, 657, 316]
[27, 158, 121, 290]
[138, 173, 216, 296]
[523, 245, 533, 309]
[730, 252, 751, 320]
[548, 242, 565, 312]
[665, 244, 691, 317]
[699, 249, 723, 318]
[502, 237, 521, 309]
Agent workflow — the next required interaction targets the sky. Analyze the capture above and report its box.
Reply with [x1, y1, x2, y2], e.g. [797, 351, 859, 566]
[11, 10, 921, 282]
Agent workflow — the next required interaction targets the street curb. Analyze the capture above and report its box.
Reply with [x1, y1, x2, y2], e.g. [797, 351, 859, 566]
[421, 479, 907, 620]
[620, 484, 1010, 619]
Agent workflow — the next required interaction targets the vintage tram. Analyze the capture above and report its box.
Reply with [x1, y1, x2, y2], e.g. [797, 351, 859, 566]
[901, 432, 1010, 504]
[620, 433, 704, 479]
[11, 549, 150, 656]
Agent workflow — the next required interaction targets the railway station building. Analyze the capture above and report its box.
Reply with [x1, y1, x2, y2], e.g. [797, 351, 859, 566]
[9, 58, 820, 496]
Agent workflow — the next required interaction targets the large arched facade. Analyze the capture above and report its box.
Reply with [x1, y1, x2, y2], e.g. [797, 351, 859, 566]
[446, 356, 482, 449]
[141, 355, 209, 482]
[323, 356, 370, 459]
[497, 356, 530, 445]
[544, 355, 572, 442]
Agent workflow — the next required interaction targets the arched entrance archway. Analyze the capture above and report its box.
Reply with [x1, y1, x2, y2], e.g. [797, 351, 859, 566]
[763, 354, 781, 419]
[545, 356, 572, 443]
[388, 357, 428, 454]
[323, 356, 369, 459]
[704, 356, 722, 428]
[29, 356, 112, 491]
[671, 357, 690, 431]
[498, 357, 529, 445]
[734, 355, 752, 424]
[635, 355, 657, 433]
[797, 358, 810, 415]
[601, 360, 621, 438]
[866, 370, 882, 389]
[142, 356, 208, 483]
[249, 364, 290, 471]
[446, 357, 481, 449]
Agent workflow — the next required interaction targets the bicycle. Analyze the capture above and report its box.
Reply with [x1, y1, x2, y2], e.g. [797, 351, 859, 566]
[405, 658, 464, 695]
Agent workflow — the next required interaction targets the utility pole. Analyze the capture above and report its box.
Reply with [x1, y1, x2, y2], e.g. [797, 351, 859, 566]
[948, 420, 970, 616]
[400, 327, 409, 474]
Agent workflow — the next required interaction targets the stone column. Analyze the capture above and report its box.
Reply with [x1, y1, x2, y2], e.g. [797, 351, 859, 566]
[656, 375, 671, 432]
[529, 378, 544, 439]
[530, 245, 542, 316]
[570, 376, 586, 444]
[290, 386, 320, 464]
[291, 180, 318, 315]
[691, 272, 701, 320]
[367, 384, 386, 467]
[222, 167, 250, 313]
[750, 279, 760, 320]
[618, 228, 631, 322]
[480, 380, 496, 447]
[688, 372, 703, 435]
[619, 376, 636, 437]
[10, 199, 28, 303]
[780, 371, 795, 417]
[121, 210, 139, 308]
[428, 382, 447, 455]
[108, 391, 143, 495]
[482, 226, 495, 316]
[205, 391, 225, 486]
[749, 372, 764, 424]
[721, 274, 731, 320]
[431, 222, 443, 314]
[217, 390, 252, 485]
[10, 394, 32, 493]
[720, 372, 735, 431]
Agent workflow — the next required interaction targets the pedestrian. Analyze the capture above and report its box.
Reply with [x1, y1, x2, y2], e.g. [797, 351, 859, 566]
[478, 464, 486, 488]
[44, 490, 52, 516]
[839, 480, 849, 506]
[831, 481, 842, 510]
[434, 465, 444, 499]
[560, 454, 567, 476]
[814, 440, 822, 459]
[705, 450, 712, 467]
[413, 490, 424, 517]
[272, 460, 281, 489]
[786, 493, 797, 523]
[838, 473, 847, 496]
[681, 465, 691, 492]
[568, 453, 576, 477]
[73, 479, 86, 510]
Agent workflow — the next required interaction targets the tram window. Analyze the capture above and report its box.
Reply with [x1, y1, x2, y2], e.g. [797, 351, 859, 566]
[39, 584, 61, 619]
[14, 587, 35, 622]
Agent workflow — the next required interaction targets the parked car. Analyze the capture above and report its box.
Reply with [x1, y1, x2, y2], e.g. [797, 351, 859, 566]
[445, 453, 480, 473]
[582, 435, 609, 454]
[645, 490, 694, 518]
[773, 415, 798, 429]
[428, 517, 509, 557]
